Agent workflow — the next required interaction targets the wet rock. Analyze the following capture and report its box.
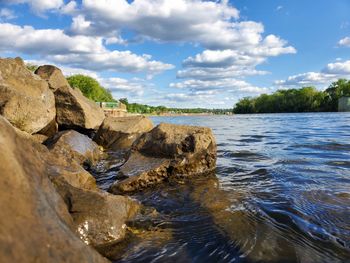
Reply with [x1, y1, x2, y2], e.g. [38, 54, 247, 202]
[47, 151, 99, 191]
[35, 65, 105, 130]
[0, 57, 56, 134]
[94, 116, 154, 150]
[51, 176, 140, 254]
[46, 130, 104, 168]
[0, 116, 108, 263]
[109, 123, 217, 193]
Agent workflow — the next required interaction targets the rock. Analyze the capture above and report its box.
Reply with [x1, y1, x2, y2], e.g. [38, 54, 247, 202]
[51, 177, 140, 254]
[0, 57, 56, 134]
[0, 116, 108, 263]
[109, 123, 217, 193]
[46, 130, 104, 168]
[94, 116, 154, 150]
[35, 65, 105, 130]
[47, 151, 99, 191]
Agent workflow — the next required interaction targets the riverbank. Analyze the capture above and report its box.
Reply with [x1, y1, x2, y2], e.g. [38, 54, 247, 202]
[0, 58, 217, 262]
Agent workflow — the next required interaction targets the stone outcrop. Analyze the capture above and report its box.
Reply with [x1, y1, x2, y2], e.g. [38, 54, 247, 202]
[46, 130, 104, 167]
[94, 116, 154, 150]
[109, 123, 217, 193]
[35, 65, 105, 130]
[52, 177, 139, 253]
[0, 116, 108, 263]
[0, 57, 56, 134]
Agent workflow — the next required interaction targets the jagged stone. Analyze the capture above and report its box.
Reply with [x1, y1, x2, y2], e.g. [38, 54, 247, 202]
[0, 57, 56, 134]
[46, 130, 104, 167]
[35, 65, 105, 130]
[0, 116, 108, 263]
[94, 116, 154, 150]
[109, 123, 217, 193]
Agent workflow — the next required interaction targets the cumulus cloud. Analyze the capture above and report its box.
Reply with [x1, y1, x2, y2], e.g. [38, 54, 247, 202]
[25, 59, 99, 78]
[0, 23, 174, 75]
[177, 67, 268, 80]
[99, 77, 146, 96]
[0, 0, 64, 14]
[176, 36, 294, 90]
[275, 60, 350, 87]
[170, 78, 268, 95]
[338, 37, 350, 47]
[75, 0, 239, 47]
[323, 60, 350, 75]
[0, 8, 16, 20]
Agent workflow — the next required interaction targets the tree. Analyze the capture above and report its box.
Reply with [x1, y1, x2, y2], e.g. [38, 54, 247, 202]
[67, 75, 115, 102]
[233, 80, 350, 114]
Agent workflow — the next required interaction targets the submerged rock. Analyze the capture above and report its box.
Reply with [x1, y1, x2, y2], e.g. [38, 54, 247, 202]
[35, 65, 105, 130]
[46, 130, 104, 168]
[0, 116, 108, 263]
[109, 123, 217, 193]
[94, 116, 154, 150]
[0, 57, 56, 134]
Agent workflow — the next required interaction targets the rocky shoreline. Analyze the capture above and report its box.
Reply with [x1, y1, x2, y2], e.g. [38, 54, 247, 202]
[0, 58, 217, 262]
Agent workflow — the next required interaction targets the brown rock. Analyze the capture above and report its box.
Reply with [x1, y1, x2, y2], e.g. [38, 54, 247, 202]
[109, 123, 217, 193]
[47, 151, 99, 191]
[46, 130, 104, 167]
[0, 116, 108, 263]
[94, 116, 154, 150]
[51, 177, 139, 253]
[35, 65, 105, 130]
[0, 57, 56, 134]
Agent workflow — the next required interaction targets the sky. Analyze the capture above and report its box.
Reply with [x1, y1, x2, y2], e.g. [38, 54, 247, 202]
[0, 0, 349, 108]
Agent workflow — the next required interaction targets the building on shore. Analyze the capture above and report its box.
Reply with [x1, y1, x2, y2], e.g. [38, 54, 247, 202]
[96, 101, 127, 117]
[338, 97, 350, 112]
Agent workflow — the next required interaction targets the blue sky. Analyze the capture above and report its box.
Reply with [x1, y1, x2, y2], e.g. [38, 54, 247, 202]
[0, 0, 349, 108]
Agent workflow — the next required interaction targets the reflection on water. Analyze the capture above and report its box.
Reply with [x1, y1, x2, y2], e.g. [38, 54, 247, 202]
[95, 113, 350, 262]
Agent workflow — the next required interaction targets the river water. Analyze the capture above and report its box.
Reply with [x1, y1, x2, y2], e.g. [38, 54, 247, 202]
[97, 113, 350, 263]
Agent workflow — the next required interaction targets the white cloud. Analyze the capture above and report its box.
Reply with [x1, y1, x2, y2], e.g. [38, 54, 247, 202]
[0, 23, 174, 75]
[276, 5, 283, 11]
[99, 77, 146, 96]
[47, 51, 174, 74]
[338, 37, 350, 47]
[1, 0, 64, 14]
[323, 60, 350, 75]
[177, 66, 268, 80]
[25, 59, 99, 78]
[0, 8, 16, 20]
[275, 60, 350, 87]
[170, 78, 268, 95]
[60, 1, 77, 15]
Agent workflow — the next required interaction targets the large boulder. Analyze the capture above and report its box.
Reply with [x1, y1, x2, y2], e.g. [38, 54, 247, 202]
[52, 177, 140, 253]
[109, 123, 217, 193]
[46, 130, 104, 168]
[47, 151, 99, 191]
[35, 65, 105, 130]
[0, 57, 56, 134]
[94, 116, 154, 150]
[0, 116, 108, 263]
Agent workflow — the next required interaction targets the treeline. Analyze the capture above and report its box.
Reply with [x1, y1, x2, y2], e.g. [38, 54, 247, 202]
[119, 98, 230, 115]
[234, 79, 350, 114]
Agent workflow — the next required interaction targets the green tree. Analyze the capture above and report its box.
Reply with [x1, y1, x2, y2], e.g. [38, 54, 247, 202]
[67, 75, 115, 102]
[233, 81, 350, 114]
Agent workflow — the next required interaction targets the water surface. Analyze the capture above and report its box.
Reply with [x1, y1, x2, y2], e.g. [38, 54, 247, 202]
[96, 113, 350, 263]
